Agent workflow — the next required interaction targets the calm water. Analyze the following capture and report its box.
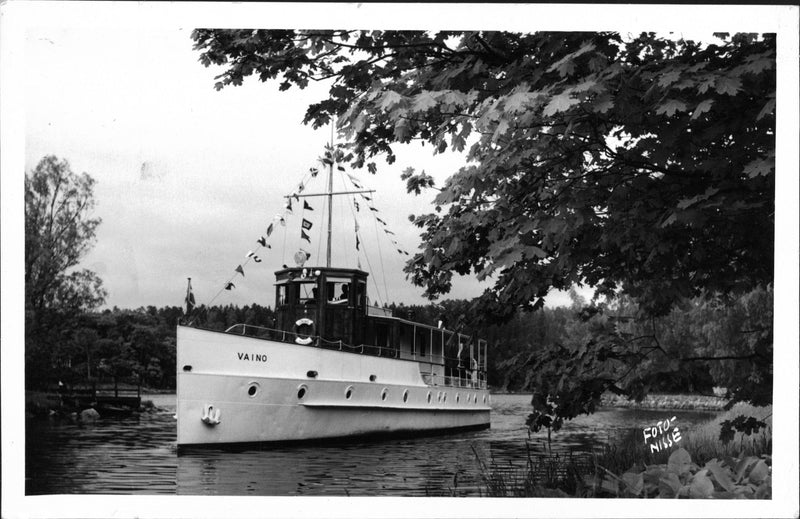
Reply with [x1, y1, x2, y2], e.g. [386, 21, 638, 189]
[26, 394, 716, 496]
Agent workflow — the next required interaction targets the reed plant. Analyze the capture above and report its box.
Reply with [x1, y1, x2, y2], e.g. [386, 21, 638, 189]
[472, 404, 772, 497]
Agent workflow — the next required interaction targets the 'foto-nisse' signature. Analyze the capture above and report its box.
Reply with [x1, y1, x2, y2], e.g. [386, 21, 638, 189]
[643, 416, 682, 453]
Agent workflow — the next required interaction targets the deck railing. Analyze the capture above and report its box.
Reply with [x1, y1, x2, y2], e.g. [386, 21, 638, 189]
[420, 371, 487, 390]
[222, 323, 487, 383]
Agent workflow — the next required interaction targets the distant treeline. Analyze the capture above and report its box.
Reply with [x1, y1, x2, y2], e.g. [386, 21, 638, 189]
[30, 286, 771, 395]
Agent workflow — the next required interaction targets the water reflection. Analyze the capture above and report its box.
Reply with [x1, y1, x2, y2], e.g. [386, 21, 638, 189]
[26, 394, 717, 496]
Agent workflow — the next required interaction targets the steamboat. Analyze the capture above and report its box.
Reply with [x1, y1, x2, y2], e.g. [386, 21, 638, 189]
[176, 144, 490, 448]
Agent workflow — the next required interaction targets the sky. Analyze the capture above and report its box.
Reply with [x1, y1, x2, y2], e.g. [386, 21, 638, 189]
[21, 23, 595, 311]
[23, 25, 471, 309]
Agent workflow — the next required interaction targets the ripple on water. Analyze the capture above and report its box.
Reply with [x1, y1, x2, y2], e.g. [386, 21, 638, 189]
[26, 394, 718, 496]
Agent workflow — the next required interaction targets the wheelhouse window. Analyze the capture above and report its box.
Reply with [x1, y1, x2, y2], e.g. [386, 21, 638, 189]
[296, 280, 319, 306]
[326, 277, 351, 305]
[276, 284, 287, 307]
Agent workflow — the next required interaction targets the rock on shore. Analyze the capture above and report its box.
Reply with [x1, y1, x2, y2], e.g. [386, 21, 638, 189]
[79, 408, 101, 421]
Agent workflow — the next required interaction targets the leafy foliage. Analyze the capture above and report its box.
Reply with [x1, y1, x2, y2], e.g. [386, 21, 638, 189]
[26, 303, 277, 390]
[585, 448, 771, 499]
[192, 30, 775, 318]
[521, 286, 772, 432]
[25, 156, 108, 389]
[719, 415, 768, 445]
[25, 156, 106, 324]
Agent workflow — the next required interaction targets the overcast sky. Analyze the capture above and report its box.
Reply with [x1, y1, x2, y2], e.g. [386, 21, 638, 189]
[22, 23, 603, 311]
[24, 25, 479, 309]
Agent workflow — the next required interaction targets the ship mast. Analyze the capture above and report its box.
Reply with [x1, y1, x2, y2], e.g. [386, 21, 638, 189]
[285, 123, 375, 269]
[326, 123, 334, 268]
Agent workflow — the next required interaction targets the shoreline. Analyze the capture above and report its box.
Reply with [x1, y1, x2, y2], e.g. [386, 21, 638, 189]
[599, 392, 728, 411]
[490, 391, 728, 411]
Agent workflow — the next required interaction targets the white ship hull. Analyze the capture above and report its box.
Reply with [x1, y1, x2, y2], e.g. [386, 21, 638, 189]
[176, 326, 491, 447]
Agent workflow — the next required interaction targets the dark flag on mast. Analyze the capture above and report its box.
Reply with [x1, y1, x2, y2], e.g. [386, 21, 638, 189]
[184, 278, 195, 315]
[302, 218, 313, 230]
[303, 200, 314, 211]
[301, 230, 311, 242]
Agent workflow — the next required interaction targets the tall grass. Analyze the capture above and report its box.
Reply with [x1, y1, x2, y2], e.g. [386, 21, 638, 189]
[473, 404, 772, 497]
[678, 403, 771, 463]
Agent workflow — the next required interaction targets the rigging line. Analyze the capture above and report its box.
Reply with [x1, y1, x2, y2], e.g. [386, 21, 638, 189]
[205, 254, 256, 308]
[336, 170, 352, 268]
[200, 166, 319, 315]
[341, 174, 384, 306]
[369, 191, 390, 304]
[315, 183, 325, 263]
[282, 213, 288, 265]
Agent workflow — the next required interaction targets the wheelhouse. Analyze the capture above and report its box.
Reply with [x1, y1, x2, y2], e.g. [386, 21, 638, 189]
[226, 266, 488, 389]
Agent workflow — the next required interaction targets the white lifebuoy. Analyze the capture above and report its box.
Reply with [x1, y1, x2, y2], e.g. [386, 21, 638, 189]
[294, 317, 315, 345]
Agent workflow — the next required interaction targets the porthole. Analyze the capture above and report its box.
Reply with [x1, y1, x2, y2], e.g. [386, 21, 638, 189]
[403, 390, 409, 403]
[437, 391, 442, 403]
[381, 388, 388, 401]
[483, 395, 487, 404]
[443, 393, 447, 403]
[247, 382, 259, 397]
[456, 393, 460, 403]
[297, 385, 308, 400]
[345, 386, 354, 399]
[427, 392, 432, 404]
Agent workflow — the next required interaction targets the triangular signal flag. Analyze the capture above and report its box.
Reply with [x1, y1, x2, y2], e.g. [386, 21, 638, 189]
[225, 282, 235, 290]
[235, 265, 245, 276]
[253, 256, 262, 263]
[257, 237, 267, 246]
[304, 200, 314, 211]
[301, 230, 311, 243]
